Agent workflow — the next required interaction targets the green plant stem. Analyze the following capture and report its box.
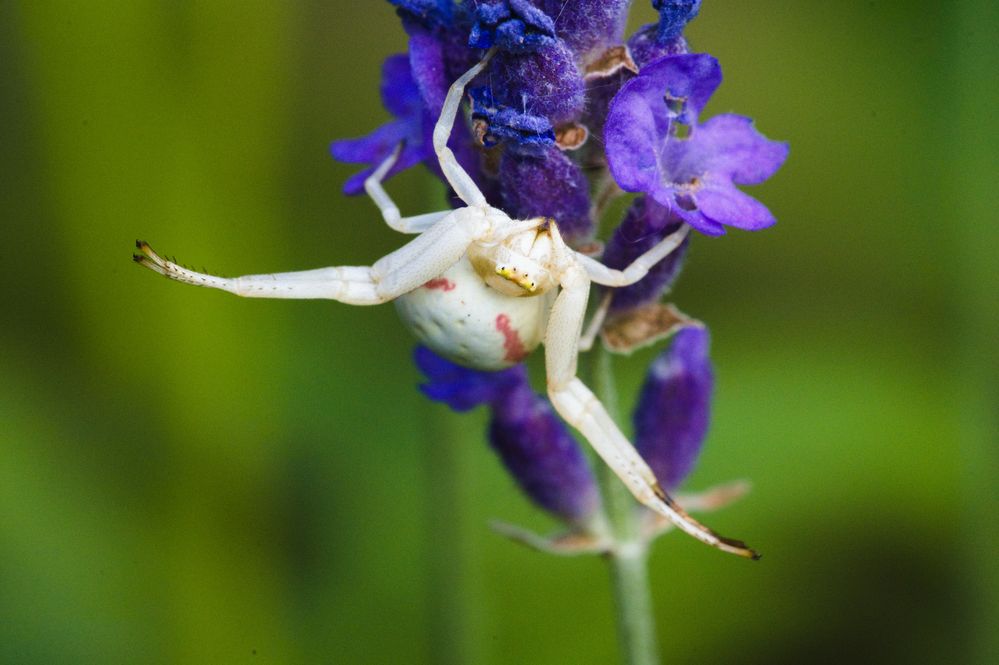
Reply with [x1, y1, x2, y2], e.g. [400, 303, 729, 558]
[593, 346, 661, 665]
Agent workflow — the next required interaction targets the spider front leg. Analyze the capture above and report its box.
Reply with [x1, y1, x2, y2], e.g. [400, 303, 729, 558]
[361, 47, 497, 234]
[364, 145, 451, 234]
[431, 47, 497, 208]
[134, 207, 492, 304]
[544, 259, 759, 560]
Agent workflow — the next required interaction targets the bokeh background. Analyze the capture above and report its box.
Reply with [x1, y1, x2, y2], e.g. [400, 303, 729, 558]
[2, 1, 996, 663]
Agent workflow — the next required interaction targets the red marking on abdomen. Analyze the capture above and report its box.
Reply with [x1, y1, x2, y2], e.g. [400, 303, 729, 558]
[495, 314, 528, 362]
[423, 277, 455, 291]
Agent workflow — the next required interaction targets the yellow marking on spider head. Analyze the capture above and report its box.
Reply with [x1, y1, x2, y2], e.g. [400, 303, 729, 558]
[496, 266, 538, 293]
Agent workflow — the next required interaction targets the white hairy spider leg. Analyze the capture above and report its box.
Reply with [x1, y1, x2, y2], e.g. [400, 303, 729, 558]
[544, 229, 759, 560]
[574, 224, 690, 287]
[134, 207, 490, 305]
[364, 145, 451, 234]
[432, 47, 497, 207]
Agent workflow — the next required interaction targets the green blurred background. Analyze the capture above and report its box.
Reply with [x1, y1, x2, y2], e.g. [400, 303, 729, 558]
[2, 1, 996, 663]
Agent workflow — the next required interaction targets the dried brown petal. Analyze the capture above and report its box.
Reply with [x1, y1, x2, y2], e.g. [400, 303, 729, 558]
[584, 45, 639, 80]
[555, 122, 589, 151]
[601, 303, 694, 355]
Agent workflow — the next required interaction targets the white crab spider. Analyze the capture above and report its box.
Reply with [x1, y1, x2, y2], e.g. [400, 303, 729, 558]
[135, 50, 758, 559]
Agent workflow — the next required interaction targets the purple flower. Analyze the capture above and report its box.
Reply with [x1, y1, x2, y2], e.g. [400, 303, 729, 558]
[469, 85, 555, 152]
[401, 2, 478, 113]
[469, 0, 558, 53]
[533, 0, 631, 64]
[652, 0, 701, 44]
[499, 145, 593, 242]
[415, 346, 600, 524]
[605, 53, 789, 235]
[633, 325, 713, 491]
[329, 54, 427, 195]
[389, 0, 454, 30]
[491, 38, 586, 125]
[627, 21, 689, 70]
[603, 196, 689, 312]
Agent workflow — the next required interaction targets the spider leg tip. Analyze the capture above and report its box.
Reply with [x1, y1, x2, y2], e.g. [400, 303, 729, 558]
[720, 536, 761, 561]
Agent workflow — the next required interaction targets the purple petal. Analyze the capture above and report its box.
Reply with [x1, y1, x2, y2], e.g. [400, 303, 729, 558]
[339, 145, 424, 196]
[636, 53, 721, 126]
[627, 23, 689, 69]
[605, 74, 674, 194]
[414, 346, 520, 411]
[634, 325, 713, 491]
[331, 53, 433, 195]
[389, 0, 453, 30]
[673, 206, 727, 236]
[330, 121, 408, 164]
[340, 169, 373, 196]
[695, 178, 777, 231]
[644, 183, 729, 236]
[330, 121, 420, 195]
[408, 30, 449, 112]
[605, 53, 720, 194]
[690, 114, 789, 185]
[380, 54, 423, 119]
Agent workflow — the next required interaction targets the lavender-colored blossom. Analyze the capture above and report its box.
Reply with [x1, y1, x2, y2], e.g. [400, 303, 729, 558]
[389, 0, 454, 29]
[469, 0, 558, 53]
[603, 196, 689, 312]
[500, 146, 593, 242]
[581, 5, 692, 148]
[403, 4, 478, 112]
[329, 55, 427, 195]
[469, 86, 555, 151]
[349, 3, 781, 541]
[533, 0, 631, 64]
[491, 38, 586, 125]
[633, 325, 713, 491]
[332, 45, 486, 205]
[605, 53, 788, 235]
[627, 22, 689, 69]
[652, 0, 701, 44]
[415, 347, 600, 524]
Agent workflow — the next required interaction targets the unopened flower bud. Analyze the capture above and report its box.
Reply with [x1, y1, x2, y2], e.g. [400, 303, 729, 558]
[415, 347, 600, 524]
[633, 325, 713, 491]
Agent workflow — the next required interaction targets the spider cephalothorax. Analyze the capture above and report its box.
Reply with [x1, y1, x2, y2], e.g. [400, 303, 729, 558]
[468, 219, 559, 296]
[135, 49, 757, 559]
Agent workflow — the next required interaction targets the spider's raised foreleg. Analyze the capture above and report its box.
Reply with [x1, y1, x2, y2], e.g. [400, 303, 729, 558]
[432, 48, 497, 208]
[544, 257, 758, 559]
[364, 144, 451, 234]
[135, 207, 491, 305]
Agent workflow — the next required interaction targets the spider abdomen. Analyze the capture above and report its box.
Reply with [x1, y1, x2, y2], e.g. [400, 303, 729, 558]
[394, 254, 554, 371]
